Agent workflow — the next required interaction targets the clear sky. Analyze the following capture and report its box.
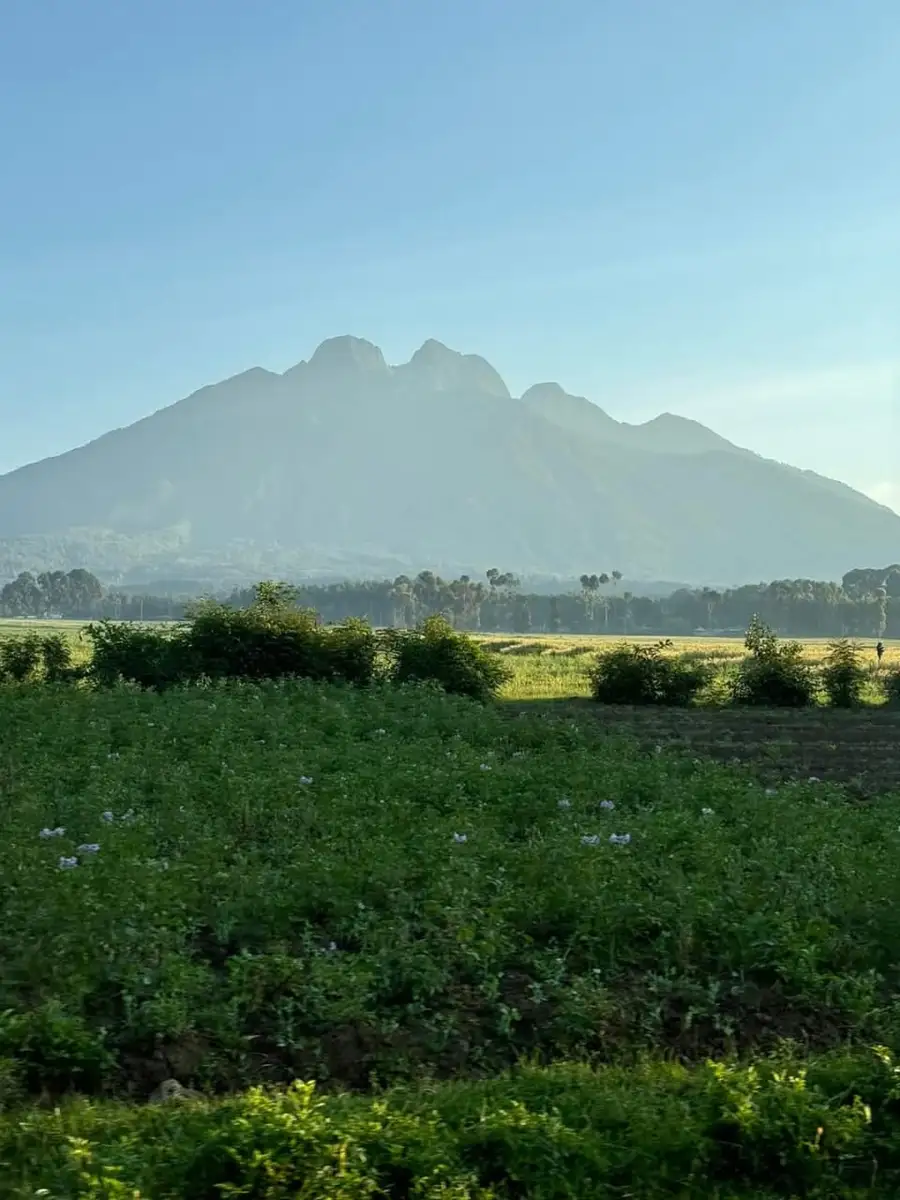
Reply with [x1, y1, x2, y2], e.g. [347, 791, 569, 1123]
[1, 0, 898, 511]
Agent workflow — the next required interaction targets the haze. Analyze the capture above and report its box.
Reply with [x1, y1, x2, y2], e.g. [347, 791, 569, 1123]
[1, 0, 898, 514]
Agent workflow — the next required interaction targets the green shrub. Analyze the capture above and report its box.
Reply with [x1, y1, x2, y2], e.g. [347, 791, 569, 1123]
[313, 617, 379, 686]
[0, 1004, 115, 1096]
[0, 631, 44, 681]
[884, 667, 900, 706]
[0, 631, 84, 685]
[87, 585, 382, 690]
[588, 640, 709, 705]
[387, 615, 511, 701]
[183, 597, 322, 682]
[4, 1055, 900, 1196]
[87, 620, 190, 689]
[730, 616, 816, 707]
[821, 638, 867, 707]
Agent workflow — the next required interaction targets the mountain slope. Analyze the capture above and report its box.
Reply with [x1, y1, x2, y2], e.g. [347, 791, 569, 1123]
[1, 335, 898, 583]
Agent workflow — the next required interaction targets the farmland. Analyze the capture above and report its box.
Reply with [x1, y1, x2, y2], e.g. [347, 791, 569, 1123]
[3, 626, 900, 1192]
[487, 633, 900, 795]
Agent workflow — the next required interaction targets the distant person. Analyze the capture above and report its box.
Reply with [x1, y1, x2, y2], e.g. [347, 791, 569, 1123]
[876, 640, 884, 664]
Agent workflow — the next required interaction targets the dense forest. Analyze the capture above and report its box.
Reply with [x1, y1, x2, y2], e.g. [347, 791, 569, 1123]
[2, 564, 899, 638]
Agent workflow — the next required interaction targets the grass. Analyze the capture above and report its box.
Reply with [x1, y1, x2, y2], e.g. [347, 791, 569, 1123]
[5, 677, 900, 1192]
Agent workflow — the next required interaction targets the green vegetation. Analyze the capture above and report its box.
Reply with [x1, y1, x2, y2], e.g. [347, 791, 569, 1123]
[4, 601, 900, 1192]
[4, 679, 900, 1192]
[821, 639, 869, 709]
[3, 561, 900, 639]
[729, 616, 817, 708]
[587, 638, 710, 706]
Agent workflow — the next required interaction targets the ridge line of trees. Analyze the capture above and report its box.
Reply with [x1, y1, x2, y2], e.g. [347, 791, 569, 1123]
[2, 564, 899, 639]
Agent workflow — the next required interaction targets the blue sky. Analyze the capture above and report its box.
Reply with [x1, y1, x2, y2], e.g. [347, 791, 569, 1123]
[1, 0, 898, 511]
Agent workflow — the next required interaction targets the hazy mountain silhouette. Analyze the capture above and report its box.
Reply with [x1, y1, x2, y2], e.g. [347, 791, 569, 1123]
[1, 334, 898, 583]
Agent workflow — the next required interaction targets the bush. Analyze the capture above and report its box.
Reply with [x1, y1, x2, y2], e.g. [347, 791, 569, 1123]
[87, 620, 190, 690]
[884, 668, 900, 707]
[0, 631, 44, 681]
[821, 638, 867, 707]
[87, 585, 382, 690]
[386, 615, 511, 701]
[588, 640, 709, 706]
[0, 631, 80, 683]
[730, 616, 816, 707]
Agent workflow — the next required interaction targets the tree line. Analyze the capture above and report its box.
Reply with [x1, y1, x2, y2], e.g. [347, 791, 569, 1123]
[2, 564, 899, 638]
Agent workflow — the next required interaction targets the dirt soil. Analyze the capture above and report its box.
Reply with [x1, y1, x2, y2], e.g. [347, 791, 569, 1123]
[506, 700, 900, 797]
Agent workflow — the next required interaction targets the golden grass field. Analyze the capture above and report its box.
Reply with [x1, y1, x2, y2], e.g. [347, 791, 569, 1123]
[478, 631, 900, 702]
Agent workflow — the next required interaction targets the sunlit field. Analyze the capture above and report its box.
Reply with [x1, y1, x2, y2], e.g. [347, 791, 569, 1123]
[482, 631, 899, 703]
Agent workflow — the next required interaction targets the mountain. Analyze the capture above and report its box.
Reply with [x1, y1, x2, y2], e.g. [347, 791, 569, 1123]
[1, 334, 898, 585]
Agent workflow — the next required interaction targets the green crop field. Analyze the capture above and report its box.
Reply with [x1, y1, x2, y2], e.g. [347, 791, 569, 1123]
[4, 652, 900, 1193]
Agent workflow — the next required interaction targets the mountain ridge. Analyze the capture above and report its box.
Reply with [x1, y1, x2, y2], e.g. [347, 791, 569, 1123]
[1, 335, 898, 584]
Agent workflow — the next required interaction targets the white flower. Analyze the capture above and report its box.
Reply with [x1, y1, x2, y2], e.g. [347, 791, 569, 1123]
[654, 745, 662, 755]
[39, 827, 65, 839]
[701, 807, 714, 816]
[765, 787, 778, 796]
[77, 843, 100, 854]
[479, 763, 492, 771]
[808, 776, 820, 783]
[512, 750, 527, 759]
[599, 800, 615, 811]
[58, 856, 78, 870]
[101, 811, 115, 823]
[453, 832, 468, 843]
[609, 833, 632, 846]
[327, 941, 338, 952]
[299, 776, 314, 786]
[581, 834, 601, 846]
[108, 752, 120, 761]
[558, 797, 572, 810]
[373, 728, 386, 736]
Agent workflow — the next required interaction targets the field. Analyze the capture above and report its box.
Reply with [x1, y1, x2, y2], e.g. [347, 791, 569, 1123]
[486, 633, 900, 797]
[4, 627, 900, 1192]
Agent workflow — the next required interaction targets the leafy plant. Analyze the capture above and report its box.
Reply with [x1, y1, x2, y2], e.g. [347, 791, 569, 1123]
[884, 667, 900, 707]
[821, 638, 867, 707]
[386, 615, 511, 701]
[588, 640, 709, 705]
[87, 620, 190, 690]
[730, 616, 816, 707]
[0, 631, 44, 681]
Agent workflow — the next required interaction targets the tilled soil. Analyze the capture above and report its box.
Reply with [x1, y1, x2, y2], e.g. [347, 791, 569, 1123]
[506, 700, 900, 796]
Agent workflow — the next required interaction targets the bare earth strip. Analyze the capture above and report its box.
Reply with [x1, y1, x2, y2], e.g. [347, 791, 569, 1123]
[505, 699, 900, 797]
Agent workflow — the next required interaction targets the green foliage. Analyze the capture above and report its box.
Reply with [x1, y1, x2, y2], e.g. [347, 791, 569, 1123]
[588, 639, 709, 705]
[87, 582, 381, 690]
[884, 668, 900, 707]
[0, 630, 79, 683]
[6, 1054, 900, 1195]
[0, 630, 44, 681]
[38, 631, 76, 682]
[731, 616, 816, 707]
[821, 638, 868, 708]
[4, 681, 900, 1188]
[0, 1004, 115, 1095]
[87, 620, 190, 690]
[385, 614, 512, 700]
